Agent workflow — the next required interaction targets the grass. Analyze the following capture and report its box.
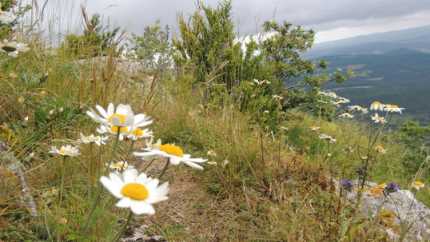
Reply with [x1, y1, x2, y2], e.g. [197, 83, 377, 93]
[0, 28, 429, 242]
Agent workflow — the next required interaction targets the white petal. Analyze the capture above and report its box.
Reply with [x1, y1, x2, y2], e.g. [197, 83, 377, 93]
[169, 156, 182, 165]
[136, 173, 149, 184]
[116, 197, 132, 208]
[95, 105, 108, 118]
[123, 168, 138, 183]
[183, 160, 204, 170]
[100, 176, 122, 198]
[107, 103, 115, 116]
[130, 201, 155, 215]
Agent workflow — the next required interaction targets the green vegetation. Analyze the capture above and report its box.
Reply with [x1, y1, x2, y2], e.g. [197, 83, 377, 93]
[1, 0, 429, 241]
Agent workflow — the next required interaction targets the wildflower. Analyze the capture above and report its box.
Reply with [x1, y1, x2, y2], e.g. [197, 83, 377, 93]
[384, 182, 400, 195]
[134, 140, 207, 170]
[374, 144, 387, 154]
[370, 101, 385, 111]
[348, 105, 368, 114]
[368, 183, 386, 197]
[109, 161, 133, 171]
[319, 133, 336, 144]
[207, 161, 218, 166]
[272, 95, 283, 101]
[383, 104, 404, 114]
[127, 128, 153, 141]
[222, 159, 230, 167]
[310, 126, 320, 132]
[100, 168, 169, 215]
[17, 96, 25, 104]
[49, 145, 80, 157]
[79, 133, 108, 146]
[318, 91, 338, 99]
[411, 181, 425, 191]
[340, 179, 353, 192]
[371, 113, 386, 124]
[378, 209, 397, 227]
[333, 97, 350, 105]
[338, 113, 354, 119]
[87, 103, 152, 136]
[207, 150, 217, 157]
[48, 109, 55, 116]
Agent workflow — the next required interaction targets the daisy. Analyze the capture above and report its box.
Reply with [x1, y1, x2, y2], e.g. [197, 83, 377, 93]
[49, 145, 80, 157]
[87, 103, 152, 135]
[338, 113, 354, 119]
[134, 140, 207, 170]
[127, 128, 153, 141]
[371, 113, 386, 124]
[79, 133, 108, 146]
[310, 126, 321, 132]
[374, 144, 387, 154]
[319, 133, 336, 144]
[348, 105, 368, 114]
[109, 161, 133, 171]
[370, 101, 385, 111]
[411, 181, 425, 190]
[383, 104, 404, 114]
[100, 168, 168, 215]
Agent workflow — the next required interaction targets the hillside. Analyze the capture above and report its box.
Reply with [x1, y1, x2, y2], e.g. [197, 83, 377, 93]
[308, 26, 430, 122]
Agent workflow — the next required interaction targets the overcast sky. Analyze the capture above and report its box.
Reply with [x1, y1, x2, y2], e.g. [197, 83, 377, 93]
[32, 0, 430, 43]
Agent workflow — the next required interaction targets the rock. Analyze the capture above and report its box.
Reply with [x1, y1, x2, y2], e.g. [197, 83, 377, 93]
[344, 181, 430, 241]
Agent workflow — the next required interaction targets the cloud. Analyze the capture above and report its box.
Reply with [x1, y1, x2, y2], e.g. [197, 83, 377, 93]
[31, 0, 430, 42]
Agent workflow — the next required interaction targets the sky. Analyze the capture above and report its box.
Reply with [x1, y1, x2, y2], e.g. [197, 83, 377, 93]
[28, 0, 430, 43]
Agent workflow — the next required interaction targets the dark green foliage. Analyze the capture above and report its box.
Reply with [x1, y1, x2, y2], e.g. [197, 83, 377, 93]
[132, 21, 172, 72]
[396, 120, 430, 174]
[172, 0, 349, 131]
[62, 12, 122, 58]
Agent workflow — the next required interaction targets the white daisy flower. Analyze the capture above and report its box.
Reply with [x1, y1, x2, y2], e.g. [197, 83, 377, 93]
[100, 168, 169, 215]
[109, 161, 133, 171]
[319, 133, 336, 144]
[338, 113, 354, 119]
[371, 113, 386, 124]
[383, 104, 404, 114]
[79, 133, 108, 146]
[134, 140, 207, 170]
[348, 105, 369, 114]
[87, 103, 152, 135]
[49, 145, 80, 157]
[370, 101, 385, 111]
[127, 128, 153, 141]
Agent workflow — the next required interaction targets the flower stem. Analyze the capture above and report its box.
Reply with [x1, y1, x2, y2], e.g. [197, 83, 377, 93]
[59, 156, 66, 206]
[112, 211, 133, 242]
[158, 159, 170, 179]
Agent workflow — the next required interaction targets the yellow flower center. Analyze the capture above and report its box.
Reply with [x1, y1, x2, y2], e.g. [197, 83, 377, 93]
[59, 147, 66, 156]
[108, 113, 127, 125]
[132, 128, 144, 137]
[111, 126, 129, 134]
[160, 144, 184, 157]
[121, 183, 149, 201]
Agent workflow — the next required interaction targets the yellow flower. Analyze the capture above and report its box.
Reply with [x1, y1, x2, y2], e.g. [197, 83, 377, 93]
[411, 181, 425, 190]
[368, 183, 386, 197]
[378, 209, 397, 227]
[370, 101, 385, 111]
[375, 144, 387, 154]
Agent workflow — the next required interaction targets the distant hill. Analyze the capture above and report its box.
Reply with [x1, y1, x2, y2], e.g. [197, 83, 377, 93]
[308, 25, 430, 58]
[307, 26, 430, 122]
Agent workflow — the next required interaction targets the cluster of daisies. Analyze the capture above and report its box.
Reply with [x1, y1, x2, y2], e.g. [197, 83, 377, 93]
[50, 103, 207, 216]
